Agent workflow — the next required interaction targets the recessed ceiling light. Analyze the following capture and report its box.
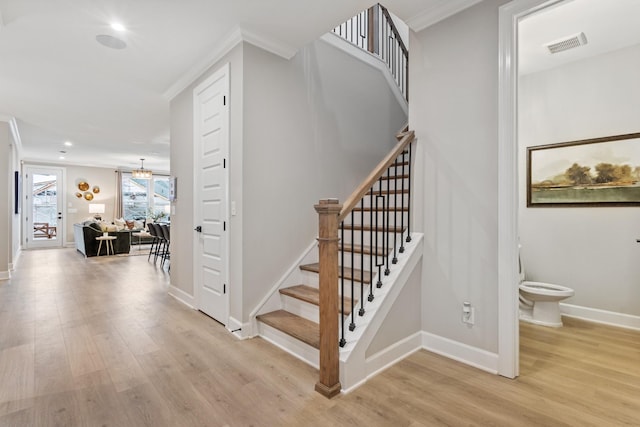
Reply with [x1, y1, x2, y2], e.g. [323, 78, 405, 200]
[110, 22, 126, 32]
[59, 156, 65, 160]
[64, 141, 73, 146]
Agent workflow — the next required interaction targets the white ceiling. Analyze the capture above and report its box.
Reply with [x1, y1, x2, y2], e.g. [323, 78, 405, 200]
[4, 0, 636, 172]
[0, 0, 477, 172]
[519, 0, 640, 76]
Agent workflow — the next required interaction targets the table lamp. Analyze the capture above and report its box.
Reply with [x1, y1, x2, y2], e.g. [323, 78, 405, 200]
[89, 203, 105, 221]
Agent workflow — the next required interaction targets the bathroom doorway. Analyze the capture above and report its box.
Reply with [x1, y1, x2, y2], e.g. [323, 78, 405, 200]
[518, 0, 640, 324]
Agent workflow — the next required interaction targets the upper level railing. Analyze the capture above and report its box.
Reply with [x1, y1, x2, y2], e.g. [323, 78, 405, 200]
[332, 4, 409, 101]
[314, 127, 415, 397]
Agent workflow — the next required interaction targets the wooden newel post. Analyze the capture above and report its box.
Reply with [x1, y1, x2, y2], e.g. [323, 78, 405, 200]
[314, 198, 342, 398]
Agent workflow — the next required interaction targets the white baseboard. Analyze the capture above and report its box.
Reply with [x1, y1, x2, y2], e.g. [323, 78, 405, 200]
[0, 270, 9, 280]
[561, 303, 640, 331]
[168, 285, 195, 309]
[421, 332, 498, 374]
[356, 332, 422, 390]
[227, 316, 251, 340]
[9, 248, 22, 271]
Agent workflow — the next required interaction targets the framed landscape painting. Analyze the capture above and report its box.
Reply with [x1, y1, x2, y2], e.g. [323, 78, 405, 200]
[527, 133, 640, 207]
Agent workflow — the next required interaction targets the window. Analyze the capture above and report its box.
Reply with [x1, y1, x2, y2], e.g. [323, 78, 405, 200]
[121, 173, 170, 220]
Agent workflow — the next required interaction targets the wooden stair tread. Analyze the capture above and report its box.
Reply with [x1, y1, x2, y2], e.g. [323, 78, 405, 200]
[339, 244, 389, 256]
[256, 310, 319, 349]
[340, 224, 406, 233]
[279, 285, 356, 315]
[300, 263, 372, 284]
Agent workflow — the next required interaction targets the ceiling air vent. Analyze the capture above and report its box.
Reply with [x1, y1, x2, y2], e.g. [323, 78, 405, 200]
[545, 32, 588, 54]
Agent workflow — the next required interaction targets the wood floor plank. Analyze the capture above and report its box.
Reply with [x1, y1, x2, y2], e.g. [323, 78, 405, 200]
[0, 343, 35, 410]
[2, 248, 639, 426]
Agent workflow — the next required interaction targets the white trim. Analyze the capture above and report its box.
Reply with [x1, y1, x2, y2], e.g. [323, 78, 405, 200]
[240, 27, 297, 60]
[0, 116, 23, 157]
[320, 33, 408, 116]
[168, 285, 195, 309]
[163, 26, 297, 101]
[422, 332, 499, 374]
[9, 248, 20, 271]
[356, 332, 422, 390]
[227, 317, 252, 340]
[0, 271, 9, 280]
[561, 303, 640, 331]
[497, 0, 564, 381]
[406, 0, 483, 32]
[164, 27, 241, 100]
[258, 322, 319, 369]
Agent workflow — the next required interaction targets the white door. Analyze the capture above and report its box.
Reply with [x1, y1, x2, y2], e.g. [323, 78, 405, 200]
[193, 63, 230, 325]
[25, 166, 65, 249]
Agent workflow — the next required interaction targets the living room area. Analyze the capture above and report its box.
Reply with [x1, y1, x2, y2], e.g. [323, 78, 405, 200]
[22, 160, 171, 265]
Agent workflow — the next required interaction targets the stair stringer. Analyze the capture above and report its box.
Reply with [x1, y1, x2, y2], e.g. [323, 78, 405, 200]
[248, 240, 318, 337]
[338, 232, 424, 392]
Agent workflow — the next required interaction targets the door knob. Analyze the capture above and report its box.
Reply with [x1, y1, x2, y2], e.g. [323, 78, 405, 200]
[194, 226, 202, 232]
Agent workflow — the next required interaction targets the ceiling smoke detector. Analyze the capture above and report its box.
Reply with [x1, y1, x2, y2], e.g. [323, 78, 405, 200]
[545, 32, 588, 54]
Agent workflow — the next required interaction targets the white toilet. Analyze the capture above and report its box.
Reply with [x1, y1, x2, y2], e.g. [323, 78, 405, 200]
[519, 253, 574, 327]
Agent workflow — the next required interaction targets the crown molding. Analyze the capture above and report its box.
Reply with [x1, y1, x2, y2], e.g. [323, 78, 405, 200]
[163, 26, 298, 101]
[0, 115, 23, 156]
[239, 27, 298, 60]
[163, 27, 243, 101]
[406, 0, 483, 32]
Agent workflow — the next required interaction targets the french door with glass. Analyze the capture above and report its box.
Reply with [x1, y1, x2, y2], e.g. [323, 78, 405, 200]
[25, 166, 65, 249]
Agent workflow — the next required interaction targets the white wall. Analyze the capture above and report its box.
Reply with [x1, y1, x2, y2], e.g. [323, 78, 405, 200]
[169, 37, 407, 323]
[0, 122, 10, 278]
[519, 43, 640, 316]
[66, 165, 117, 241]
[241, 40, 407, 319]
[409, 0, 508, 354]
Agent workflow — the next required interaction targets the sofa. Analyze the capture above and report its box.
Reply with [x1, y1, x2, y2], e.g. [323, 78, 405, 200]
[74, 222, 131, 257]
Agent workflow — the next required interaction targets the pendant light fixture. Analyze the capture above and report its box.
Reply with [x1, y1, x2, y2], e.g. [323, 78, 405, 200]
[132, 158, 152, 179]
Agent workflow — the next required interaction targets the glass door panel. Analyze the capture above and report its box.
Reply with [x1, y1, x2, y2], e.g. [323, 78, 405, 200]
[26, 167, 64, 248]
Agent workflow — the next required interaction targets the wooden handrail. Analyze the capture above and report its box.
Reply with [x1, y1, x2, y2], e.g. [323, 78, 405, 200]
[338, 130, 415, 222]
[379, 4, 408, 57]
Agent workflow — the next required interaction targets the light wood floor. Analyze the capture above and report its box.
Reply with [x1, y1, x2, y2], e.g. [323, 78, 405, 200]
[1, 248, 639, 426]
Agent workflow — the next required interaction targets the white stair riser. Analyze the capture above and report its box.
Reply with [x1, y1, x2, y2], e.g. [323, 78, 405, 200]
[340, 231, 407, 247]
[280, 294, 356, 324]
[300, 269, 379, 293]
[257, 322, 319, 369]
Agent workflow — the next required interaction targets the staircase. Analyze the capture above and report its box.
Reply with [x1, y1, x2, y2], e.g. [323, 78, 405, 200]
[255, 129, 422, 396]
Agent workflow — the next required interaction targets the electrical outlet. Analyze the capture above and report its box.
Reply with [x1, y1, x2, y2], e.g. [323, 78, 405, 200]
[462, 302, 475, 325]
